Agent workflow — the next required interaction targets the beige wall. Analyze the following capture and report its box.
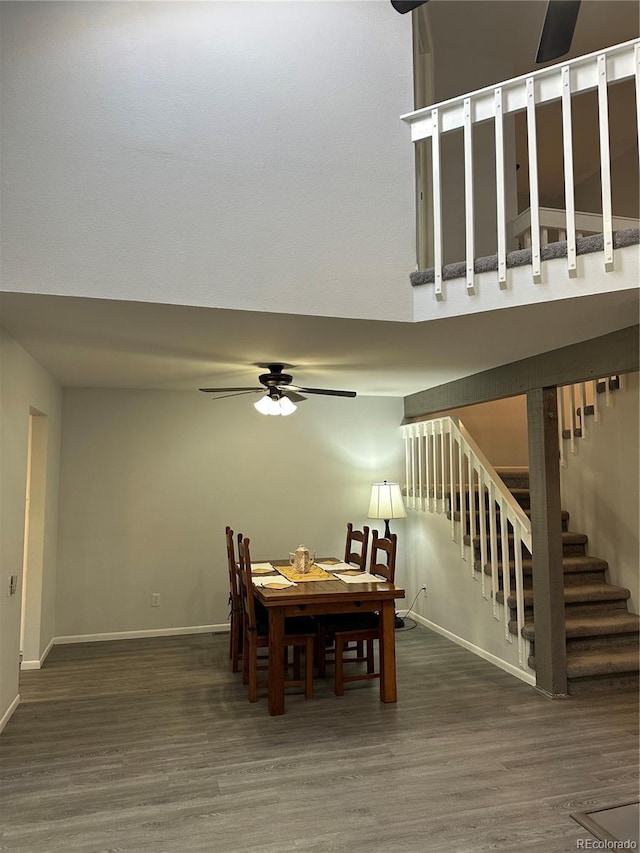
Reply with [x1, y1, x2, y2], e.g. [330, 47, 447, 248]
[560, 372, 639, 612]
[0, 330, 61, 728]
[432, 396, 529, 467]
[55, 389, 405, 638]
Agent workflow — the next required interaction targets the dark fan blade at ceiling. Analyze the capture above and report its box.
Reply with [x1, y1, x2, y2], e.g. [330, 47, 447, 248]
[291, 387, 357, 398]
[282, 390, 307, 403]
[536, 0, 581, 63]
[390, 0, 429, 13]
[198, 386, 261, 393]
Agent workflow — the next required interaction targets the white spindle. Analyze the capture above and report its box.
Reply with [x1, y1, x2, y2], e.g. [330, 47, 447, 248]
[432, 108, 444, 300]
[500, 500, 512, 642]
[605, 377, 613, 408]
[494, 87, 507, 287]
[526, 77, 542, 283]
[557, 387, 566, 468]
[404, 432, 410, 506]
[488, 481, 499, 620]
[597, 54, 614, 272]
[561, 65, 577, 276]
[478, 467, 488, 599]
[464, 97, 476, 295]
[592, 380, 601, 423]
[439, 420, 446, 512]
[467, 451, 476, 573]
[459, 439, 466, 559]
[449, 424, 456, 541]
[579, 382, 588, 441]
[513, 519, 526, 667]
[416, 424, 424, 511]
[425, 422, 433, 512]
[569, 383, 577, 453]
[409, 430, 416, 508]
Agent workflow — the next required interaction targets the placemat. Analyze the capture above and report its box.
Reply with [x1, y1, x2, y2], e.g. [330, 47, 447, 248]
[276, 563, 340, 583]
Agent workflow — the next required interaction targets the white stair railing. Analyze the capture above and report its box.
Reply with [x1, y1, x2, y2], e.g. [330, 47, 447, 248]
[558, 375, 624, 466]
[401, 39, 640, 297]
[402, 417, 532, 671]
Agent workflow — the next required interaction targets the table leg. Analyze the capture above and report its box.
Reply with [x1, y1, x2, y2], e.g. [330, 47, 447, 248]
[268, 608, 286, 716]
[379, 600, 398, 703]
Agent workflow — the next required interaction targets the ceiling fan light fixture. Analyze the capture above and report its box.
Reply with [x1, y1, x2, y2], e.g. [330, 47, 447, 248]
[253, 392, 297, 417]
[254, 394, 281, 416]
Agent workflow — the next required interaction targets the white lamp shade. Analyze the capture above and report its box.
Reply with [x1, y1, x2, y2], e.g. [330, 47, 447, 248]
[367, 482, 407, 520]
[367, 481, 407, 519]
[278, 396, 297, 416]
[254, 394, 281, 415]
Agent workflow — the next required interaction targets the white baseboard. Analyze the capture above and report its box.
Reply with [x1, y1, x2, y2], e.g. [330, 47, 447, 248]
[54, 623, 229, 645]
[21, 636, 55, 671]
[408, 610, 537, 687]
[0, 694, 20, 734]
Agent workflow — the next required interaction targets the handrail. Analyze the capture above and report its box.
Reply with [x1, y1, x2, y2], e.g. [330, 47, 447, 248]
[402, 417, 531, 671]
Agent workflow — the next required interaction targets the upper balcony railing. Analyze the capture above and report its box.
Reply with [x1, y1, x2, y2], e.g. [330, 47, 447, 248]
[402, 39, 640, 301]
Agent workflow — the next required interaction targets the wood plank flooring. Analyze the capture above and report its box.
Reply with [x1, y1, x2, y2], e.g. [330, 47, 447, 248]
[1, 626, 638, 853]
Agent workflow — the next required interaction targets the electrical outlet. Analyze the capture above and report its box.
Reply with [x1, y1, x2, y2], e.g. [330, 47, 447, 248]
[419, 585, 427, 594]
[151, 593, 160, 607]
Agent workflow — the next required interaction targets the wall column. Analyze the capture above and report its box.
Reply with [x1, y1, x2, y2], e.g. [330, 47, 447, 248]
[526, 387, 567, 696]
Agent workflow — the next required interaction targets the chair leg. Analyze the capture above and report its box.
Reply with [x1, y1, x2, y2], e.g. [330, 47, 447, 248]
[248, 639, 258, 703]
[242, 628, 249, 685]
[334, 636, 345, 696]
[366, 639, 375, 674]
[304, 638, 314, 698]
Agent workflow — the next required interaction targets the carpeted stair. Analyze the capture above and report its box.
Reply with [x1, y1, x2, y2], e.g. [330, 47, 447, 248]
[458, 467, 639, 695]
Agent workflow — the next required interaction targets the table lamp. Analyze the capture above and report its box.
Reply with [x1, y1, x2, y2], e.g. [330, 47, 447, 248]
[367, 481, 407, 538]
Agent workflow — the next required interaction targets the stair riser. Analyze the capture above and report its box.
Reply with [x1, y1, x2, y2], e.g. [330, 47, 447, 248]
[566, 636, 640, 653]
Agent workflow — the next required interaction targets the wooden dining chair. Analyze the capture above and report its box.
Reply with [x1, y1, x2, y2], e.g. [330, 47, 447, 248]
[238, 536, 316, 703]
[329, 530, 398, 696]
[316, 523, 369, 677]
[345, 522, 370, 569]
[225, 526, 243, 673]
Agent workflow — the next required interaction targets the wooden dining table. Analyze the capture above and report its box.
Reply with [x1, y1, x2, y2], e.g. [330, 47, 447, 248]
[253, 558, 405, 716]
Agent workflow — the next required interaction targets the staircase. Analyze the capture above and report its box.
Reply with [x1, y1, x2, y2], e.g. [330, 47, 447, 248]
[472, 467, 640, 695]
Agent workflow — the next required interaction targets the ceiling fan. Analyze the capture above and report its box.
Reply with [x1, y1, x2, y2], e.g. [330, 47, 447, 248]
[391, 0, 582, 64]
[199, 363, 357, 416]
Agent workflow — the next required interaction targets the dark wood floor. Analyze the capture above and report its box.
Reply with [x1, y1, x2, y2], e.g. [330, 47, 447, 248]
[1, 626, 638, 853]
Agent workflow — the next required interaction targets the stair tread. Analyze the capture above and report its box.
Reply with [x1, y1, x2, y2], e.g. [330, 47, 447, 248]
[481, 554, 608, 573]
[566, 646, 640, 678]
[516, 583, 631, 604]
[521, 613, 640, 640]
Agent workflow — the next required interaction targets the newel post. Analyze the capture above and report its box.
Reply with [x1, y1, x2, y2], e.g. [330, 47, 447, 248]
[526, 387, 568, 697]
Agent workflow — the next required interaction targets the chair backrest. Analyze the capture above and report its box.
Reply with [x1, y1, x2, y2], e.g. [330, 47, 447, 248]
[225, 526, 241, 612]
[368, 530, 397, 583]
[238, 536, 259, 633]
[344, 523, 370, 569]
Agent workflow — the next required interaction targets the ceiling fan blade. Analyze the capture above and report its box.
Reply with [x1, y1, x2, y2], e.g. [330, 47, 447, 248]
[199, 386, 262, 393]
[390, 0, 429, 13]
[293, 386, 357, 398]
[535, 0, 581, 63]
[282, 390, 307, 403]
[200, 389, 263, 400]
